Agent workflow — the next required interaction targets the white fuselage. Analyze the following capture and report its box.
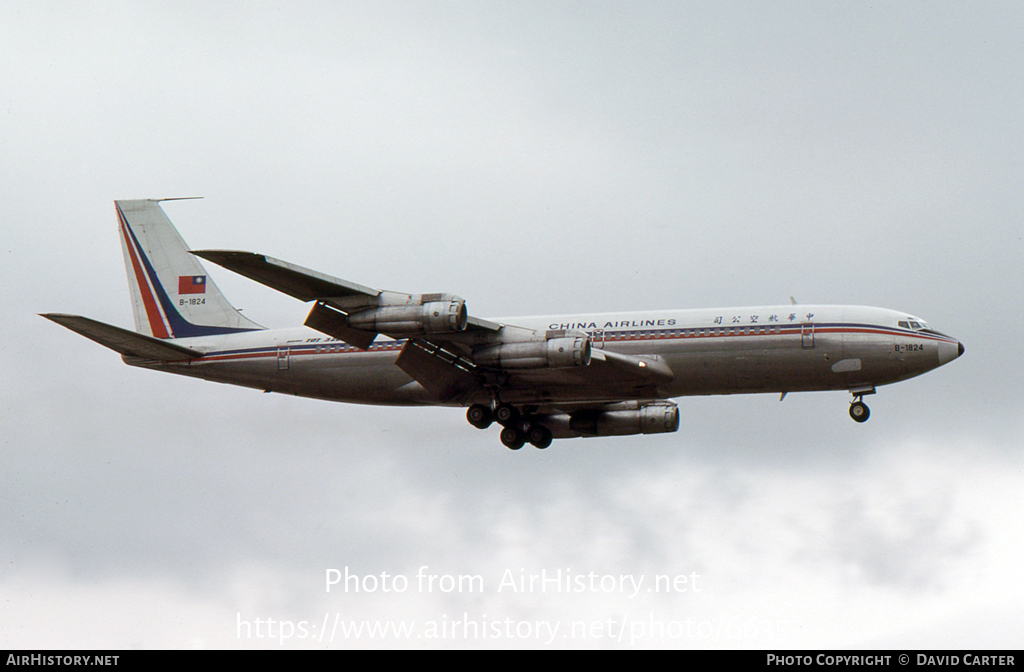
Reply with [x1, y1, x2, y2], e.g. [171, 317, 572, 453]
[134, 304, 962, 408]
[45, 199, 962, 446]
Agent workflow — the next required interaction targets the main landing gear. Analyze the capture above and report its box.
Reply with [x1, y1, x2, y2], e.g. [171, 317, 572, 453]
[466, 403, 553, 450]
[466, 403, 493, 429]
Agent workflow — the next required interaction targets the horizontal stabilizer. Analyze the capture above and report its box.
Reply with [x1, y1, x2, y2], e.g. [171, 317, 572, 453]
[41, 313, 203, 361]
[192, 250, 379, 302]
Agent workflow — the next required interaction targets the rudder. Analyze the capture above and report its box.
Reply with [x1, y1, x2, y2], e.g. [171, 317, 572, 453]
[116, 199, 263, 338]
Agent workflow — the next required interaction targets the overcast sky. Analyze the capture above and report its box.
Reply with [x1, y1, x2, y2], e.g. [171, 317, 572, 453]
[1, 2, 1022, 649]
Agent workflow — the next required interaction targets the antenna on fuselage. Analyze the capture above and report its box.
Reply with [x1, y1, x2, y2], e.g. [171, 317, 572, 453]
[790, 296, 798, 305]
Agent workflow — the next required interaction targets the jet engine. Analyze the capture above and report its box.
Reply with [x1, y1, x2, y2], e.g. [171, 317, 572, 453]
[474, 334, 592, 369]
[346, 296, 468, 335]
[543, 401, 680, 438]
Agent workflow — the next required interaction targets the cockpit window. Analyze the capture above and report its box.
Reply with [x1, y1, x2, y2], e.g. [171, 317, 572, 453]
[899, 319, 940, 334]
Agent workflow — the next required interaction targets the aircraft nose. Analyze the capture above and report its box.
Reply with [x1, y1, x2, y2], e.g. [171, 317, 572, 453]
[937, 339, 963, 366]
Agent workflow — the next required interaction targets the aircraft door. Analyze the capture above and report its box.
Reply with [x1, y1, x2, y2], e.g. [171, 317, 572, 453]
[591, 329, 605, 348]
[801, 324, 815, 348]
[277, 347, 290, 370]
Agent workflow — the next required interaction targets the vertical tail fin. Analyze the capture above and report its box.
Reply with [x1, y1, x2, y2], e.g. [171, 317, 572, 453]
[116, 199, 263, 338]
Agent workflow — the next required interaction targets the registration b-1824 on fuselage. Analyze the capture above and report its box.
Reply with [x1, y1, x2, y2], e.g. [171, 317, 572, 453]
[43, 199, 964, 450]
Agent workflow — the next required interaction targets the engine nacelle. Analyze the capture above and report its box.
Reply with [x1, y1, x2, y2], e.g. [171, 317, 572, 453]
[346, 297, 468, 335]
[553, 401, 679, 438]
[475, 335, 592, 369]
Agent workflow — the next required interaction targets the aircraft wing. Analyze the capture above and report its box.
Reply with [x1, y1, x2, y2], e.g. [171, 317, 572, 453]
[192, 249, 674, 403]
[193, 249, 503, 343]
[193, 249, 546, 402]
[191, 250, 379, 301]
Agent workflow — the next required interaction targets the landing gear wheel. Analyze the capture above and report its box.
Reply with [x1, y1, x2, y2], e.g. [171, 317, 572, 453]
[467, 404, 493, 429]
[495, 404, 520, 427]
[500, 426, 526, 450]
[849, 401, 870, 423]
[528, 424, 552, 449]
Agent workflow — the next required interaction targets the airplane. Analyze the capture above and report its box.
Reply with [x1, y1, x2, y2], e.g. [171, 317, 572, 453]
[43, 199, 965, 450]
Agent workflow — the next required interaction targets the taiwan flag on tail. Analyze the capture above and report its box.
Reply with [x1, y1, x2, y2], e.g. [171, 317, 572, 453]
[178, 275, 207, 295]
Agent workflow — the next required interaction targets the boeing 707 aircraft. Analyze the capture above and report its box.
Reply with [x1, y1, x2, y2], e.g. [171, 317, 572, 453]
[43, 199, 964, 449]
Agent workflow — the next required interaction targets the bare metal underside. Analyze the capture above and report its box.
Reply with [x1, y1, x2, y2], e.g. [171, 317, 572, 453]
[43, 199, 964, 449]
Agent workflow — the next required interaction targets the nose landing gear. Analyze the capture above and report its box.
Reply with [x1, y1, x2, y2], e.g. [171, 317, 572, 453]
[849, 399, 870, 423]
[847, 386, 875, 423]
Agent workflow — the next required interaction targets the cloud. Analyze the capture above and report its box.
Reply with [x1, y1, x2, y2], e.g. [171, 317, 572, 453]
[4, 412, 1021, 648]
[2, 1, 1021, 650]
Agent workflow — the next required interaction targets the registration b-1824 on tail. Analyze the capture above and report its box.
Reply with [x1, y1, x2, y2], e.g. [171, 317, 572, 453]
[44, 199, 964, 450]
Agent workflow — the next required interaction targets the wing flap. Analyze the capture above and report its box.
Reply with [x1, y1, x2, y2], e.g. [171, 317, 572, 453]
[303, 301, 378, 350]
[41, 314, 203, 361]
[395, 339, 481, 402]
[466, 315, 502, 332]
[589, 349, 675, 382]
